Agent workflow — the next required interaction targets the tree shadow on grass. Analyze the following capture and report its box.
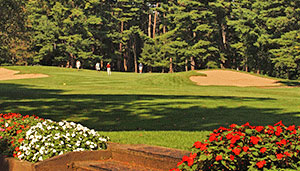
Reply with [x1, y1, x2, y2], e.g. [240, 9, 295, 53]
[0, 83, 299, 131]
[278, 80, 300, 87]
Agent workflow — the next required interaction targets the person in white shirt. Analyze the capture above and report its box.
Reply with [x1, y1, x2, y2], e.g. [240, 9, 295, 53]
[95, 62, 100, 72]
[76, 60, 81, 71]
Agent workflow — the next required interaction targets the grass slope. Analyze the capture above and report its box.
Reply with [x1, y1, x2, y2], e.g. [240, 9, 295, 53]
[0, 66, 300, 150]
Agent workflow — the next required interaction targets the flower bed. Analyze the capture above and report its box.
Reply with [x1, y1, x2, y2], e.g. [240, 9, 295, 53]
[0, 113, 109, 163]
[171, 121, 300, 170]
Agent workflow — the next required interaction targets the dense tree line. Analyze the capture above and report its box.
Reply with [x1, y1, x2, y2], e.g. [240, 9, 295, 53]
[0, 0, 300, 79]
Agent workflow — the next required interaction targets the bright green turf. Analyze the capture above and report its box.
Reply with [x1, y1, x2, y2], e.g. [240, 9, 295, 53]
[0, 66, 300, 151]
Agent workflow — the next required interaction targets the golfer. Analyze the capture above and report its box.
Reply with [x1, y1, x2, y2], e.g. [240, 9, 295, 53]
[107, 63, 111, 76]
[139, 63, 143, 74]
[76, 60, 81, 71]
[95, 62, 100, 71]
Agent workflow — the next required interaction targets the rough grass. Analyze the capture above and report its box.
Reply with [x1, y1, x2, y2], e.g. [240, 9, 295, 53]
[0, 66, 299, 150]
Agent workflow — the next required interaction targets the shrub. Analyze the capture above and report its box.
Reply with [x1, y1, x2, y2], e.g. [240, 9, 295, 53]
[0, 113, 44, 157]
[17, 119, 109, 162]
[171, 121, 300, 170]
[0, 113, 109, 163]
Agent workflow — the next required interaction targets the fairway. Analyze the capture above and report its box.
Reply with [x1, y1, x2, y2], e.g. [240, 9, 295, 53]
[1, 66, 300, 150]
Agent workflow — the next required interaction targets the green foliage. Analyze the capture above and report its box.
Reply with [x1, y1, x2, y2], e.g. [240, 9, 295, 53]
[173, 121, 300, 170]
[2, 0, 300, 77]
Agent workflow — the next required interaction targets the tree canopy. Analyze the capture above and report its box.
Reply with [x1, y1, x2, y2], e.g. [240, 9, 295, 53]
[1, 0, 299, 79]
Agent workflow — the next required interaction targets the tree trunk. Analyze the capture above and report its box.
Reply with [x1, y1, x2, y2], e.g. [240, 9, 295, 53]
[191, 56, 195, 70]
[69, 53, 75, 68]
[120, 21, 124, 71]
[133, 43, 137, 73]
[148, 14, 151, 38]
[221, 23, 226, 46]
[163, 13, 166, 34]
[120, 21, 128, 72]
[169, 57, 173, 73]
[124, 51, 128, 72]
[152, 3, 159, 39]
[185, 58, 188, 71]
[221, 23, 227, 68]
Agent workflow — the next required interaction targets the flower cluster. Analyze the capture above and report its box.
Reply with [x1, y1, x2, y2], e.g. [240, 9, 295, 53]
[171, 121, 300, 170]
[17, 119, 109, 162]
[0, 113, 109, 163]
[0, 113, 43, 157]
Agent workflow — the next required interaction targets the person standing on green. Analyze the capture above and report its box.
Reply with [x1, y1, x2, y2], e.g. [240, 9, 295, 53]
[95, 62, 100, 72]
[139, 63, 143, 74]
[106, 63, 111, 76]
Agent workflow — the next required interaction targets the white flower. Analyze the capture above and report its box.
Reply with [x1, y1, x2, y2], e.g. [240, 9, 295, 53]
[86, 141, 90, 145]
[99, 137, 108, 142]
[18, 154, 24, 159]
[39, 156, 43, 161]
[25, 150, 30, 155]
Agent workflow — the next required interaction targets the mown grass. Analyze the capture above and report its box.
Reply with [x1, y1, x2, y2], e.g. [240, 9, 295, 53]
[0, 66, 300, 151]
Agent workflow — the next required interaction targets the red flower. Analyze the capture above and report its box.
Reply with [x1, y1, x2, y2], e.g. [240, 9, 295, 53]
[256, 160, 266, 168]
[15, 147, 19, 151]
[177, 161, 183, 167]
[16, 130, 22, 134]
[193, 141, 202, 148]
[287, 125, 295, 131]
[230, 124, 237, 128]
[255, 126, 264, 132]
[193, 141, 208, 151]
[276, 153, 284, 159]
[268, 125, 274, 130]
[187, 153, 197, 166]
[242, 122, 250, 127]
[242, 146, 249, 152]
[230, 155, 234, 161]
[232, 148, 241, 155]
[217, 127, 228, 131]
[276, 139, 287, 146]
[260, 147, 267, 153]
[182, 155, 189, 162]
[18, 138, 24, 143]
[250, 136, 260, 145]
[226, 133, 234, 140]
[169, 169, 180, 171]
[231, 135, 241, 144]
[6, 126, 13, 131]
[275, 120, 285, 127]
[275, 126, 282, 136]
[215, 155, 222, 161]
[209, 133, 218, 142]
[284, 151, 291, 157]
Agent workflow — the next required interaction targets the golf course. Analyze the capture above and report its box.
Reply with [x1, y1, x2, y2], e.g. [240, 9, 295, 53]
[0, 66, 300, 151]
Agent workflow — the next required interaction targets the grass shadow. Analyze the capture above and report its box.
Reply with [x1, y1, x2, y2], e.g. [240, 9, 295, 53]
[0, 83, 299, 132]
[278, 80, 300, 87]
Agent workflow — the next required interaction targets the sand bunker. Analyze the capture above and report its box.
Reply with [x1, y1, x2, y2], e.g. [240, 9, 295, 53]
[0, 68, 48, 81]
[190, 70, 282, 87]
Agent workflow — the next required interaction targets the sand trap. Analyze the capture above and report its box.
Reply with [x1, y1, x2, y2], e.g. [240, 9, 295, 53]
[0, 68, 48, 81]
[190, 70, 283, 87]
